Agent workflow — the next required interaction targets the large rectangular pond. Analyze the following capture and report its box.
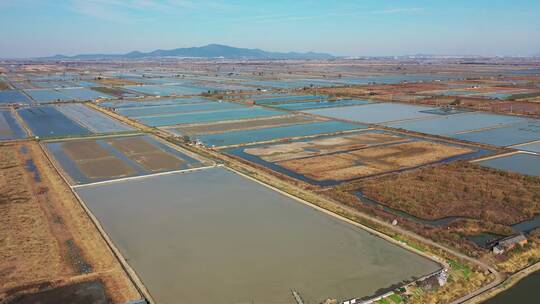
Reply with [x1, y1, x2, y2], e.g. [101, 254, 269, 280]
[477, 153, 540, 177]
[453, 120, 540, 147]
[271, 99, 372, 111]
[0, 109, 27, 140]
[46, 134, 205, 185]
[254, 95, 324, 105]
[0, 90, 32, 104]
[24, 89, 70, 103]
[386, 112, 526, 136]
[76, 167, 440, 304]
[137, 107, 284, 127]
[517, 142, 540, 153]
[100, 97, 208, 109]
[117, 101, 243, 118]
[17, 106, 91, 138]
[124, 84, 210, 96]
[196, 120, 367, 147]
[332, 74, 460, 86]
[306, 103, 438, 124]
[56, 88, 112, 100]
[54, 104, 134, 133]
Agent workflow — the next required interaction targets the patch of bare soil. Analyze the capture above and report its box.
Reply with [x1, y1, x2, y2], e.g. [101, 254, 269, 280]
[278, 141, 472, 181]
[0, 143, 140, 303]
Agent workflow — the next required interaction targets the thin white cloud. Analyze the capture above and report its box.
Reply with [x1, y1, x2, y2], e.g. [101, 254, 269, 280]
[371, 7, 424, 14]
[234, 7, 425, 24]
[68, 0, 237, 22]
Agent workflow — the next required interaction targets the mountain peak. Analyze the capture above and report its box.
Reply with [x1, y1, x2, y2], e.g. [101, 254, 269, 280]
[42, 44, 335, 60]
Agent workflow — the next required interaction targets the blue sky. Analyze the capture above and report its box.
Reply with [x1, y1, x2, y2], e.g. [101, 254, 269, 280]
[0, 0, 539, 58]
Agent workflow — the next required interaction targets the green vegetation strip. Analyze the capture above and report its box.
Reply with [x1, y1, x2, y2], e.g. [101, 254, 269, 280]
[392, 235, 427, 252]
[448, 259, 472, 279]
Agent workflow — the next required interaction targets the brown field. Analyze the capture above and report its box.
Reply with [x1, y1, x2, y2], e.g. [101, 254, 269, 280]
[107, 136, 184, 171]
[0, 142, 139, 302]
[0, 81, 10, 91]
[62, 140, 135, 179]
[78, 158, 136, 179]
[245, 132, 409, 162]
[107, 136, 158, 154]
[173, 115, 317, 136]
[359, 162, 540, 225]
[63, 140, 111, 159]
[95, 78, 140, 86]
[91, 87, 126, 97]
[0, 119, 14, 138]
[278, 141, 473, 181]
[133, 152, 185, 171]
[314, 82, 448, 97]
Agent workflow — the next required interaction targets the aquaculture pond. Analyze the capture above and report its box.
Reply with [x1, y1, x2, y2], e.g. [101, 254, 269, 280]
[100, 97, 208, 109]
[245, 76, 439, 89]
[137, 107, 284, 127]
[76, 81, 99, 87]
[24, 89, 70, 103]
[253, 95, 324, 105]
[196, 120, 366, 147]
[17, 106, 91, 138]
[477, 153, 540, 177]
[517, 142, 540, 153]
[117, 101, 242, 118]
[476, 92, 516, 99]
[386, 112, 526, 136]
[75, 167, 440, 304]
[45, 134, 205, 185]
[54, 104, 134, 133]
[436, 90, 482, 96]
[271, 99, 372, 111]
[56, 88, 112, 100]
[165, 115, 316, 137]
[0, 109, 27, 140]
[30, 80, 78, 88]
[331, 74, 459, 86]
[0, 90, 32, 104]
[484, 271, 539, 304]
[306, 103, 438, 124]
[124, 84, 210, 96]
[243, 80, 317, 89]
[453, 120, 540, 147]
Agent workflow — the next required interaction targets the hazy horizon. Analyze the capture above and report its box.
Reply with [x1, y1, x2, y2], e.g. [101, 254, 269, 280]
[1, 0, 539, 58]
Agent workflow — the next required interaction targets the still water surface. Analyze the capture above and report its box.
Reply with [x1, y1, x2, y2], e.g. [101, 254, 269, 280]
[76, 167, 440, 304]
[483, 271, 539, 304]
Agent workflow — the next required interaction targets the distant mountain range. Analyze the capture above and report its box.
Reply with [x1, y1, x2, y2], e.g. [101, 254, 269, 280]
[44, 44, 335, 60]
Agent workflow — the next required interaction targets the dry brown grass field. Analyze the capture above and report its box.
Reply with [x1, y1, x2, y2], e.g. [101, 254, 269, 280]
[0, 142, 139, 303]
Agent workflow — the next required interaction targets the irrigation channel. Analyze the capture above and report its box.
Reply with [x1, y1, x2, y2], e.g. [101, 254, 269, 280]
[354, 192, 540, 248]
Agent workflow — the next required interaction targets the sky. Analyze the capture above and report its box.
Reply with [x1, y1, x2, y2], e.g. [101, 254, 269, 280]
[0, 0, 539, 58]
